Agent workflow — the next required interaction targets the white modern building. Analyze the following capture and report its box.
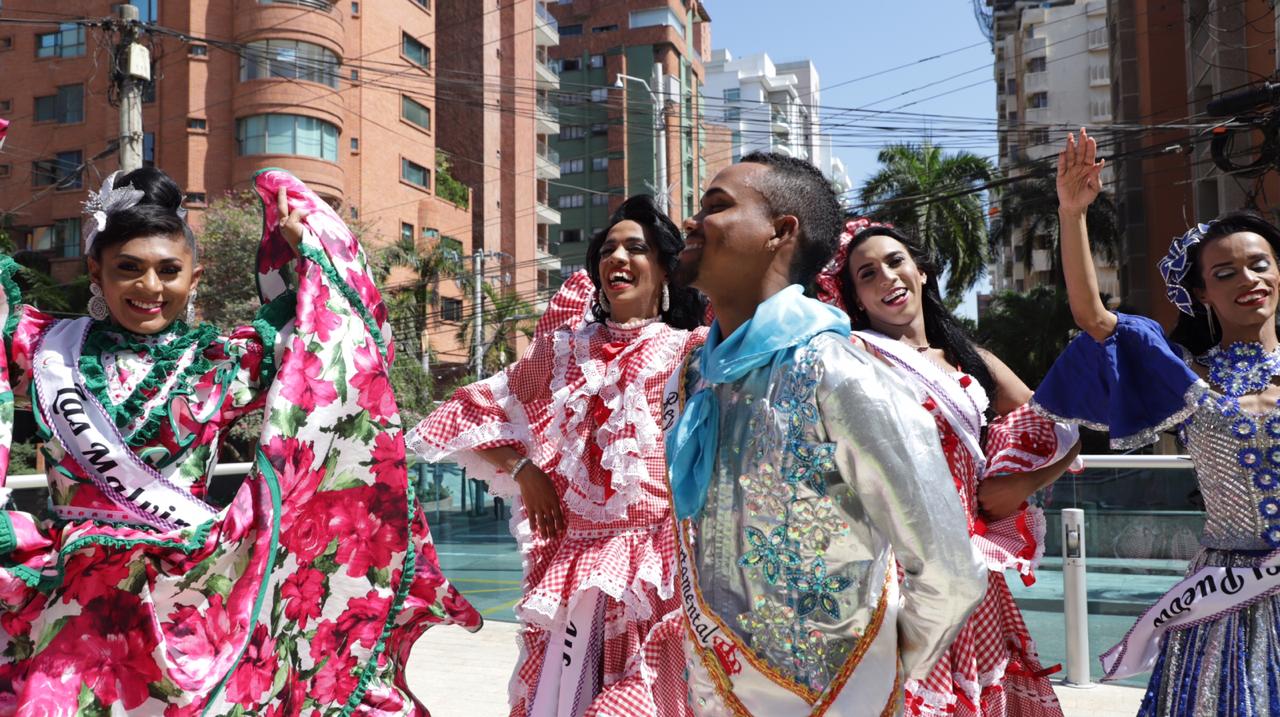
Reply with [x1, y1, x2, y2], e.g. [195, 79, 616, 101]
[989, 0, 1116, 296]
[702, 49, 852, 195]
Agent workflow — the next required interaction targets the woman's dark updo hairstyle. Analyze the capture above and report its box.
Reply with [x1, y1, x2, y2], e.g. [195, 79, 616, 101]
[838, 224, 998, 412]
[1168, 209, 1280, 355]
[585, 194, 705, 330]
[88, 167, 197, 261]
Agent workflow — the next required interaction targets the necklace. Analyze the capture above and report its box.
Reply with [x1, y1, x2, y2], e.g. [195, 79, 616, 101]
[1197, 341, 1280, 398]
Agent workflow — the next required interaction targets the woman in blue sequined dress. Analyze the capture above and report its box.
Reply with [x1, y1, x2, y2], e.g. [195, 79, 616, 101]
[1035, 129, 1280, 715]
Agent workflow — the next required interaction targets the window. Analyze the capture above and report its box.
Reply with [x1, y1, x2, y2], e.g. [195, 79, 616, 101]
[629, 8, 685, 38]
[189, 44, 208, 57]
[130, 0, 158, 23]
[724, 107, 740, 122]
[31, 150, 82, 188]
[34, 84, 83, 124]
[0, 165, 8, 178]
[439, 235, 462, 255]
[592, 24, 618, 33]
[560, 125, 586, 140]
[557, 194, 585, 209]
[401, 158, 430, 189]
[561, 58, 581, 72]
[723, 88, 740, 101]
[36, 23, 85, 58]
[0, 37, 12, 51]
[0, 100, 10, 112]
[32, 218, 82, 258]
[590, 88, 609, 102]
[143, 132, 155, 167]
[1028, 128, 1050, 146]
[591, 193, 609, 206]
[188, 117, 208, 131]
[402, 95, 431, 131]
[401, 222, 414, 242]
[1027, 57, 1046, 73]
[410, 0, 429, 9]
[590, 123, 608, 135]
[350, 206, 359, 219]
[1028, 92, 1048, 109]
[589, 54, 604, 69]
[441, 297, 463, 322]
[591, 157, 608, 171]
[236, 114, 340, 161]
[560, 158, 584, 173]
[560, 24, 582, 36]
[561, 228, 583, 243]
[350, 69, 359, 81]
[1005, 78, 1016, 96]
[350, 137, 359, 152]
[242, 40, 340, 87]
[351, 1, 360, 13]
[402, 33, 431, 68]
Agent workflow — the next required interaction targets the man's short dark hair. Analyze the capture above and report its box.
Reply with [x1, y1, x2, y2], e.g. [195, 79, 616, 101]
[739, 151, 843, 286]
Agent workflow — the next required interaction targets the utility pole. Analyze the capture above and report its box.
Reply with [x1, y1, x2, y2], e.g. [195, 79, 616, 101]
[471, 251, 486, 379]
[115, 4, 149, 173]
[652, 62, 668, 214]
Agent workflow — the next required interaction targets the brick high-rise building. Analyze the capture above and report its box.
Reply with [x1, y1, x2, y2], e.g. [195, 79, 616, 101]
[0, 0, 474, 367]
[546, 0, 712, 274]
[436, 0, 561, 335]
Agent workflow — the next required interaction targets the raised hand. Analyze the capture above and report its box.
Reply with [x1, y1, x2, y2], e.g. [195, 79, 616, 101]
[277, 186, 309, 254]
[1056, 128, 1105, 215]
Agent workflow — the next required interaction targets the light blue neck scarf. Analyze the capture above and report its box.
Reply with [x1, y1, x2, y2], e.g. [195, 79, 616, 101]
[666, 285, 851, 519]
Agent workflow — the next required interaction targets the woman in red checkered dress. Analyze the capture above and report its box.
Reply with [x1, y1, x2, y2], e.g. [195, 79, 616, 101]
[408, 195, 706, 717]
[816, 221, 1081, 717]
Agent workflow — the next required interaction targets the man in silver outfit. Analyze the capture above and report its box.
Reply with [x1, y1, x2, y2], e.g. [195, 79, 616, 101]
[662, 152, 986, 716]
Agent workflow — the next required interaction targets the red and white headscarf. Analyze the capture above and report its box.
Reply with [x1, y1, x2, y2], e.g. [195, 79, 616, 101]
[814, 217, 892, 312]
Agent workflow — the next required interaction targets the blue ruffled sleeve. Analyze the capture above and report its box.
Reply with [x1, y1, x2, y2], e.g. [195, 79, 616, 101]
[1031, 312, 1206, 449]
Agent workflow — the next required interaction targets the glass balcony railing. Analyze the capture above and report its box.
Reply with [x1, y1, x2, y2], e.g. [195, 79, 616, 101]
[535, 2, 558, 32]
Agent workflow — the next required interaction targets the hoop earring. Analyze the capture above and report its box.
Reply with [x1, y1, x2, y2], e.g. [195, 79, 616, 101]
[88, 283, 109, 321]
[661, 282, 670, 313]
[597, 288, 611, 315]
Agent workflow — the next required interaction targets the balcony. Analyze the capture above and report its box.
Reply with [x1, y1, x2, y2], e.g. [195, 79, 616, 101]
[535, 96, 559, 135]
[1031, 249, 1052, 273]
[535, 57, 560, 90]
[771, 107, 790, 134]
[534, 2, 559, 47]
[535, 145, 560, 179]
[1023, 70, 1049, 94]
[1023, 36, 1047, 58]
[535, 201, 561, 225]
[1025, 107, 1051, 125]
[536, 246, 561, 273]
[1086, 0, 1106, 16]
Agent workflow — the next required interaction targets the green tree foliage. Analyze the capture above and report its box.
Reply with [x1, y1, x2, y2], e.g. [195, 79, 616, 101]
[454, 283, 537, 376]
[435, 151, 470, 209]
[859, 143, 995, 298]
[975, 286, 1076, 387]
[989, 173, 1121, 285]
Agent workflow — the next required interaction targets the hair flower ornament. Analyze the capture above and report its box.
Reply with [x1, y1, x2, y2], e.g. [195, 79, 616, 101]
[1159, 221, 1217, 315]
[82, 171, 144, 255]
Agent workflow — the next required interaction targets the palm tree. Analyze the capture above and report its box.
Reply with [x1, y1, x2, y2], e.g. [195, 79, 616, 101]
[990, 172, 1121, 285]
[859, 143, 995, 297]
[372, 236, 464, 369]
[454, 283, 537, 376]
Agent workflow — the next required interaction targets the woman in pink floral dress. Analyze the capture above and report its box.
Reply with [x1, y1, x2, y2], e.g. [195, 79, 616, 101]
[410, 195, 706, 717]
[0, 166, 480, 715]
[816, 220, 1080, 717]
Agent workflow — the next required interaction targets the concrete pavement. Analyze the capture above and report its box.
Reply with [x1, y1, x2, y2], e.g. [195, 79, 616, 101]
[406, 620, 1146, 717]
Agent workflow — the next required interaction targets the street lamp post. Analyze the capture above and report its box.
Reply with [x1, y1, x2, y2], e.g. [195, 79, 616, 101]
[614, 72, 668, 212]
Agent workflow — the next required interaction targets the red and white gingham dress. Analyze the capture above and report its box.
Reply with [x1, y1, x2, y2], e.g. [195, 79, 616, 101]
[905, 396, 1069, 717]
[408, 272, 705, 717]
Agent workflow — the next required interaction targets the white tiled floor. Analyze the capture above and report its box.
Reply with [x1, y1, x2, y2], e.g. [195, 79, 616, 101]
[405, 620, 1145, 717]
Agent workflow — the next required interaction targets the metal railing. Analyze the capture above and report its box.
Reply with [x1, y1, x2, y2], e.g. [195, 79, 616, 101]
[534, 2, 558, 32]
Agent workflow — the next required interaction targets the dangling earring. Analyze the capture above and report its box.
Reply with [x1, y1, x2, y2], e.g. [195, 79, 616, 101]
[186, 288, 198, 325]
[1205, 303, 1217, 339]
[661, 282, 670, 313]
[597, 288, 611, 315]
[88, 283, 109, 321]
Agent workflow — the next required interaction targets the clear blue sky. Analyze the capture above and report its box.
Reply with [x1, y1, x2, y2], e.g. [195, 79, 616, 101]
[708, 0, 998, 314]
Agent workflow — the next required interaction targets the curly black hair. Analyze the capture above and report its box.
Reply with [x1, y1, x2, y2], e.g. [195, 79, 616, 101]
[584, 194, 705, 330]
